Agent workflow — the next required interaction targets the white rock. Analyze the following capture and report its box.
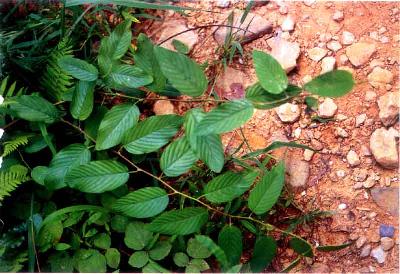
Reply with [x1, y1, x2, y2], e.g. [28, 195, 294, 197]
[338, 203, 347, 210]
[332, 10, 344, 21]
[370, 128, 399, 169]
[303, 149, 314, 161]
[368, 67, 394, 88]
[335, 127, 349, 138]
[355, 114, 367, 127]
[380, 237, 394, 251]
[346, 42, 376, 67]
[370, 246, 386, 264]
[365, 91, 377, 102]
[307, 47, 328, 62]
[318, 98, 337, 118]
[286, 158, 310, 188]
[276, 103, 301, 123]
[293, 127, 302, 138]
[377, 92, 399, 126]
[303, 0, 316, 7]
[370, 31, 379, 41]
[0, 128, 4, 139]
[347, 150, 361, 167]
[270, 38, 300, 72]
[281, 16, 295, 31]
[360, 245, 371, 257]
[321, 57, 336, 74]
[342, 31, 355, 45]
[339, 54, 349, 65]
[327, 40, 342, 52]
[370, 59, 385, 69]
[216, 0, 230, 8]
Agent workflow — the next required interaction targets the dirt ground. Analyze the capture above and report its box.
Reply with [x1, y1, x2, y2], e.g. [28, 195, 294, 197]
[144, 1, 399, 272]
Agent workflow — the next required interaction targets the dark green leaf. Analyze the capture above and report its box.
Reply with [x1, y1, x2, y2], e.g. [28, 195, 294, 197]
[49, 252, 74, 272]
[173, 252, 189, 267]
[36, 220, 63, 252]
[65, 160, 129, 193]
[96, 103, 140, 150]
[195, 100, 253, 136]
[70, 80, 95, 120]
[172, 39, 189, 54]
[148, 207, 208, 235]
[154, 46, 207, 96]
[111, 215, 129, 233]
[316, 242, 352, 251]
[124, 222, 153, 250]
[99, 20, 132, 61]
[248, 162, 285, 215]
[123, 115, 183, 154]
[73, 249, 106, 273]
[289, 237, 313, 257]
[253, 50, 288, 94]
[194, 235, 229, 270]
[58, 57, 98, 81]
[66, 0, 193, 11]
[160, 137, 198, 177]
[107, 64, 153, 89]
[105, 248, 120, 269]
[128, 251, 149, 268]
[303, 70, 354, 97]
[218, 226, 242, 266]
[250, 236, 277, 272]
[93, 233, 111, 249]
[187, 238, 212, 259]
[149, 241, 172, 261]
[185, 258, 209, 273]
[112, 187, 168, 218]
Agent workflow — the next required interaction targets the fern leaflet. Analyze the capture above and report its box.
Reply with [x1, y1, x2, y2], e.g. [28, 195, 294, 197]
[0, 165, 30, 201]
[2, 134, 33, 157]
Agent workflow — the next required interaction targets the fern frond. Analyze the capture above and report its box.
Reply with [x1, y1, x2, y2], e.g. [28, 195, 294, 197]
[0, 76, 27, 97]
[0, 165, 30, 201]
[2, 134, 33, 157]
[40, 37, 74, 101]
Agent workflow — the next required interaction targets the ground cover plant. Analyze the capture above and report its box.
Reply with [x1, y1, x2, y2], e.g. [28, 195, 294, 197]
[0, 1, 355, 272]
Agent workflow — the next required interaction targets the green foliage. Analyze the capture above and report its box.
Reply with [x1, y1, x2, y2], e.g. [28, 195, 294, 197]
[58, 57, 99, 81]
[70, 80, 95, 120]
[0, 165, 29, 201]
[2, 134, 33, 157]
[218, 226, 242, 267]
[304, 70, 354, 97]
[250, 236, 277, 272]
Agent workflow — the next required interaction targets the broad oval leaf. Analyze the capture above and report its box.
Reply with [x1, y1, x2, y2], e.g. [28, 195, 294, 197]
[160, 137, 198, 177]
[184, 109, 224, 172]
[253, 50, 288, 94]
[250, 236, 277, 272]
[187, 238, 212, 259]
[105, 248, 120, 269]
[148, 207, 208, 235]
[248, 162, 285, 215]
[246, 83, 301, 109]
[9, 95, 61, 124]
[303, 70, 354, 97]
[195, 100, 254, 136]
[101, 20, 132, 61]
[73, 249, 106, 273]
[218, 226, 242, 267]
[65, 160, 129, 193]
[154, 46, 207, 96]
[107, 64, 153, 89]
[149, 241, 172, 261]
[128, 251, 149, 268]
[112, 187, 168, 218]
[58, 56, 98, 81]
[124, 221, 153, 250]
[289, 237, 313, 257]
[70, 80, 95, 120]
[96, 104, 140, 150]
[43, 144, 91, 190]
[195, 235, 229, 270]
[204, 171, 256, 204]
[123, 114, 183, 154]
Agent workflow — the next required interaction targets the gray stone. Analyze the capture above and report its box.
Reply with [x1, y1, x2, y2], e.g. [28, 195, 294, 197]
[158, 20, 198, 52]
[281, 16, 295, 31]
[370, 246, 386, 264]
[214, 10, 273, 45]
[371, 187, 399, 216]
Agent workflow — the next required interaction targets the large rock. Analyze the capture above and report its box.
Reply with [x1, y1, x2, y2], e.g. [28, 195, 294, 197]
[377, 92, 400, 126]
[214, 10, 273, 45]
[307, 47, 328, 62]
[214, 67, 248, 100]
[320, 56, 336, 74]
[318, 98, 337, 118]
[368, 67, 394, 88]
[285, 158, 310, 188]
[276, 103, 301, 123]
[269, 37, 300, 72]
[371, 187, 399, 217]
[158, 20, 198, 52]
[345, 42, 376, 67]
[370, 128, 398, 169]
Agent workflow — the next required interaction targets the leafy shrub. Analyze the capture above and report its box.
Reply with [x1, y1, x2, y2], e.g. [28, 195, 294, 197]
[0, 3, 355, 273]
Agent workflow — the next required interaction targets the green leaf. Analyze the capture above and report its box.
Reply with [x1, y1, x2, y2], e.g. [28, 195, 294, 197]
[160, 137, 198, 177]
[36, 220, 63, 252]
[49, 252, 74, 272]
[154, 46, 207, 96]
[105, 248, 120, 269]
[70, 80, 95, 121]
[134, 33, 166, 91]
[253, 50, 288, 94]
[107, 64, 153, 89]
[58, 56, 98, 81]
[250, 236, 277, 272]
[204, 171, 257, 204]
[172, 39, 189, 54]
[289, 237, 313, 257]
[194, 100, 253, 136]
[148, 207, 208, 235]
[54, 243, 71, 251]
[248, 162, 285, 215]
[143, 261, 170, 273]
[149, 241, 172, 261]
[123, 115, 183, 154]
[187, 238, 212, 259]
[303, 70, 354, 97]
[65, 160, 129, 193]
[96, 103, 140, 150]
[112, 187, 168, 218]
[99, 20, 132, 61]
[9, 95, 61, 124]
[93, 233, 111, 249]
[185, 258, 209, 273]
[316, 242, 352, 252]
[226, 264, 242, 273]
[173, 252, 189, 267]
[194, 235, 229, 270]
[124, 222, 153, 250]
[66, 0, 193, 11]
[111, 215, 129, 233]
[245, 83, 301, 109]
[184, 109, 224, 172]
[73, 249, 106, 273]
[128, 251, 149, 268]
[218, 226, 242, 266]
[305, 96, 318, 110]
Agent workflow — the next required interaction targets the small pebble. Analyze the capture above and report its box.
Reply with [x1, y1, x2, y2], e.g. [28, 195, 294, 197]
[380, 237, 394, 251]
[370, 246, 386, 264]
[338, 203, 347, 210]
[356, 236, 367, 248]
[379, 225, 395, 238]
[360, 244, 371, 257]
[333, 10, 344, 21]
[347, 150, 361, 167]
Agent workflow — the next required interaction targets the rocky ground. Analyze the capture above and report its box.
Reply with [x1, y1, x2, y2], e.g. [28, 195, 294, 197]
[144, 1, 399, 272]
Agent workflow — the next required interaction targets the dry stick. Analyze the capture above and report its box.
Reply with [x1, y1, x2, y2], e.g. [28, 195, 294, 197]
[62, 118, 302, 239]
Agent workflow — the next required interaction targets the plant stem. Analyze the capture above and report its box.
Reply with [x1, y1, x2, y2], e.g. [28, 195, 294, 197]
[102, 92, 228, 103]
